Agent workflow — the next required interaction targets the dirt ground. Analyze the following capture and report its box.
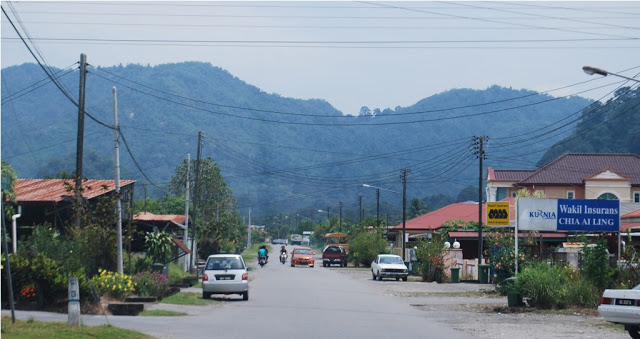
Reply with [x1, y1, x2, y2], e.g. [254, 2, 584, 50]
[334, 268, 630, 339]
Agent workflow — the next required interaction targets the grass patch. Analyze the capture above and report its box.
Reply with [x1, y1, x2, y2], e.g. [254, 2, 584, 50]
[139, 310, 186, 317]
[158, 292, 219, 306]
[0, 316, 150, 338]
[192, 282, 202, 288]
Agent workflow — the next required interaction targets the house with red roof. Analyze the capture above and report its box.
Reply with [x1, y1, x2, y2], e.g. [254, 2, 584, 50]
[487, 153, 640, 204]
[14, 178, 135, 230]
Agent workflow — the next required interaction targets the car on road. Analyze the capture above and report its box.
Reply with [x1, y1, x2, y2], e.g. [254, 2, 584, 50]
[291, 247, 315, 267]
[599, 283, 640, 338]
[202, 254, 250, 300]
[371, 254, 408, 281]
[291, 234, 303, 245]
[322, 245, 348, 267]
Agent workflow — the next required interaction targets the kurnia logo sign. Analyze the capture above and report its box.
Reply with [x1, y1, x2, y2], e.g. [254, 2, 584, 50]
[519, 198, 620, 232]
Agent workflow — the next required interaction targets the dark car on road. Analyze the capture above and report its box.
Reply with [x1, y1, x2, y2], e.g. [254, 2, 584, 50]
[322, 245, 348, 267]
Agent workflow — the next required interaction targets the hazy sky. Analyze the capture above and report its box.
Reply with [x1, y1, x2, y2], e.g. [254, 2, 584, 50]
[2, 1, 639, 115]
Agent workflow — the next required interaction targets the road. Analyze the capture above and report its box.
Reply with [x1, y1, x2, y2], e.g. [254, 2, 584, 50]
[2, 246, 476, 338]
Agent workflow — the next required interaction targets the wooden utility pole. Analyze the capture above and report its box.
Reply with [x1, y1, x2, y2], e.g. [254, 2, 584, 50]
[474, 136, 488, 263]
[402, 169, 408, 261]
[113, 87, 123, 274]
[74, 53, 87, 228]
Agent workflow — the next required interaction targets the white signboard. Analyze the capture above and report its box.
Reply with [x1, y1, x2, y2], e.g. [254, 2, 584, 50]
[518, 198, 558, 231]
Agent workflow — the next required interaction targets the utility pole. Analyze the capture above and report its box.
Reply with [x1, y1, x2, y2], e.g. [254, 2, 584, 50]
[473, 136, 489, 263]
[183, 154, 190, 272]
[74, 53, 87, 228]
[401, 169, 409, 261]
[142, 183, 148, 212]
[326, 206, 331, 224]
[247, 208, 252, 248]
[190, 131, 203, 271]
[359, 194, 363, 225]
[376, 188, 380, 229]
[339, 201, 343, 232]
[113, 87, 123, 274]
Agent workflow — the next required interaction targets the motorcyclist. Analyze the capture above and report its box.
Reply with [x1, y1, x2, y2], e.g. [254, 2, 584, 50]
[280, 245, 287, 260]
[258, 245, 269, 263]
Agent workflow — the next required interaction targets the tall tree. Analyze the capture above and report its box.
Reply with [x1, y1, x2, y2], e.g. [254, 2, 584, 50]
[169, 157, 244, 256]
[408, 198, 429, 219]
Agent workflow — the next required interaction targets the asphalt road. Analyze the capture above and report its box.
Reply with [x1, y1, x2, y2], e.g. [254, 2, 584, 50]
[2, 246, 477, 338]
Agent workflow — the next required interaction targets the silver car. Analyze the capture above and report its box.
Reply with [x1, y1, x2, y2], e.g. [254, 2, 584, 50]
[202, 254, 249, 300]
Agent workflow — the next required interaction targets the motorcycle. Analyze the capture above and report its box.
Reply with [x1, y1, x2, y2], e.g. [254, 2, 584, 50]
[280, 252, 287, 264]
[258, 256, 267, 267]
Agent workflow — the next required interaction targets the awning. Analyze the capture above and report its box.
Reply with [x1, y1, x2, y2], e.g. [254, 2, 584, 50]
[172, 237, 192, 254]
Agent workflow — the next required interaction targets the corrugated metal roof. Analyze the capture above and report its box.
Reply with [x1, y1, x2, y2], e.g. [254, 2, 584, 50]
[447, 231, 567, 239]
[134, 212, 186, 225]
[15, 179, 135, 203]
[623, 209, 640, 219]
[520, 153, 640, 185]
[622, 222, 640, 232]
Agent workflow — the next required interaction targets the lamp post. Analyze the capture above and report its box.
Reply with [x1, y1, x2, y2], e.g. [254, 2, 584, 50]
[583, 66, 640, 83]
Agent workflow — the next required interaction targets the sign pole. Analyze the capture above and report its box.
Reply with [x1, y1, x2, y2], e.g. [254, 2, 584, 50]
[515, 198, 519, 277]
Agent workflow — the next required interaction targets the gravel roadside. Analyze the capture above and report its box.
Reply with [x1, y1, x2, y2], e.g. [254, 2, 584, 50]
[333, 267, 629, 339]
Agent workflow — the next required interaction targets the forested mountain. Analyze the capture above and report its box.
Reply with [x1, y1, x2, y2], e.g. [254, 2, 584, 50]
[1, 61, 610, 220]
[537, 86, 640, 167]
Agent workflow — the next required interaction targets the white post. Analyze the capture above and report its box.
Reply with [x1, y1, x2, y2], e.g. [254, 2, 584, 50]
[12, 206, 21, 253]
[113, 87, 123, 274]
[184, 154, 190, 272]
[68, 277, 80, 326]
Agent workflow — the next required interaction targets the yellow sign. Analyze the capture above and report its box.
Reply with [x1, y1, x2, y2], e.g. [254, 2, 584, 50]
[487, 202, 510, 226]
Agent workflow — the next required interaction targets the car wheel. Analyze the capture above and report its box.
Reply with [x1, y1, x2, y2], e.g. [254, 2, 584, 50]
[202, 292, 211, 299]
[310, 265, 314, 268]
[377, 272, 383, 281]
[628, 327, 640, 339]
[242, 291, 249, 301]
[402, 277, 408, 282]
[291, 263, 295, 267]
[396, 278, 400, 281]
[372, 271, 376, 280]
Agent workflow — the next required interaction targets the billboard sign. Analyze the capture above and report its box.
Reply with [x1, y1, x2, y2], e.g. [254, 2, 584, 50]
[518, 198, 619, 232]
[487, 202, 510, 226]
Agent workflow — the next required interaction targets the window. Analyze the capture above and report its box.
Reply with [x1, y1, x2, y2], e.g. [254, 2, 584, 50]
[635, 192, 640, 203]
[567, 191, 575, 199]
[597, 193, 618, 200]
[511, 191, 517, 198]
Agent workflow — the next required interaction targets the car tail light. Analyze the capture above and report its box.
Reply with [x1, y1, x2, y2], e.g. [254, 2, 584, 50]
[203, 274, 209, 282]
[242, 273, 248, 281]
[600, 297, 611, 305]
[637, 299, 640, 307]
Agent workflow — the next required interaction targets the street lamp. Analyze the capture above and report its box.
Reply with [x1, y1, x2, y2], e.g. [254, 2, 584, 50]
[583, 66, 640, 83]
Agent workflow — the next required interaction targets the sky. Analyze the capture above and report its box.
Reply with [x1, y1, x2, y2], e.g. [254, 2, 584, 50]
[2, 1, 639, 116]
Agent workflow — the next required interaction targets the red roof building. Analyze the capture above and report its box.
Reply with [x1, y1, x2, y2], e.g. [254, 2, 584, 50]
[487, 153, 640, 203]
[14, 178, 135, 229]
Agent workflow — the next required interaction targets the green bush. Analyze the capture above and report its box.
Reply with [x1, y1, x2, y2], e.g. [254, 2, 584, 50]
[125, 254, 153, 275]
[580, 237, 614, 290]
[132, 270, 170, 298]
[516, 262, 567, 309]
[2, 254, 92, 306]
[516, 262, 600, 309]
[168, 262, 190, 284]
[415, 237, 449, 283]
[349, 231, 388, 267]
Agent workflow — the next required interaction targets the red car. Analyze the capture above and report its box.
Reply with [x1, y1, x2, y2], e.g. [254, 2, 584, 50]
[290, 247, 315, 267]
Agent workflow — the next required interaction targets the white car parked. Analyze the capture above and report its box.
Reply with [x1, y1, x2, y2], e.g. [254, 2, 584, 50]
[371, 254, 408, 281]
[598, 284, 640, 338]
[202, 254, 250, 300]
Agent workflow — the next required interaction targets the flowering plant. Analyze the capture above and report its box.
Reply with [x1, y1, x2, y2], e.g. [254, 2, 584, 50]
[19, 285, 37, 301]
[415, 237, 449, 283]
[133, 270, 170, 298]
[91, 269, 135, 299]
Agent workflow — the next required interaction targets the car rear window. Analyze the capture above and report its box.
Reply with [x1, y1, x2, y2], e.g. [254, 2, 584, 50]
[325, 247, 339, 253]
[206, 257, 244, 270]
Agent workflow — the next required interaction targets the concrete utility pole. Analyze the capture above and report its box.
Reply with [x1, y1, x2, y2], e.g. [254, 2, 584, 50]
[473, 136, 489, 263]
[113, 87, 123, 274]
[74, 53, 87, 228]
[401, 169, 409, 261]
[339, 201, 343, 232]
[376, 188, 380, 229]
[359, 194, 363, 225]
[190, 131, 203, 271]
[248, 208, 252, 248]
[183, 154, 190, 272]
